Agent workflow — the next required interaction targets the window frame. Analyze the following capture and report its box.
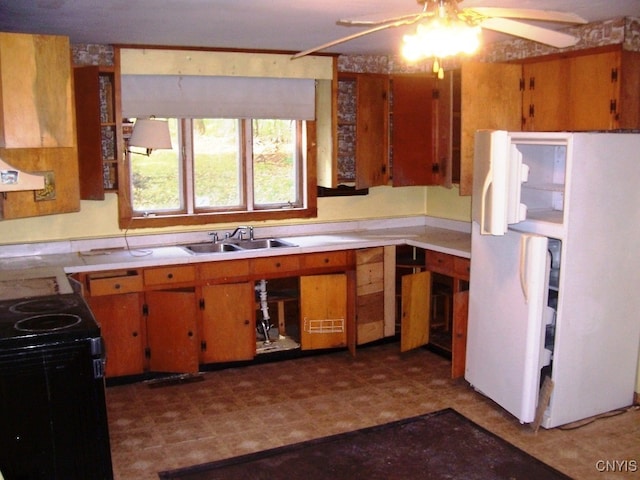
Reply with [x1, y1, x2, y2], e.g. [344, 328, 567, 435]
[118, 121, 317, 230]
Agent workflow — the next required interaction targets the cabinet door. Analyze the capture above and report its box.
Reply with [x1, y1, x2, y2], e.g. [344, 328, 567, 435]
[400, 270, 431, 352]
[355, 74, 390, 189]
[74, 66, 106, 200]
[459, 61, 522, 196]
[568, 50, 620, 130]
[300, 274, 347, 350]
[392, 75, 440, 186]
[522, 58, 570, 131]
[86, 293, 145, 378]
[200, 283, 256, 363]
[145, 290, 199, 374]
[0, 33, 74, 148]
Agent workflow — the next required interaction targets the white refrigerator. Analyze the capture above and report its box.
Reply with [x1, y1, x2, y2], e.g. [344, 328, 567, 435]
[465, 130, 640, 429]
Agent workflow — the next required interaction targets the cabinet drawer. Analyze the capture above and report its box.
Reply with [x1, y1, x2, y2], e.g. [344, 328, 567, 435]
[199, 259, 251, 283]
[453, 257, 471, 279]
[301, 251, 349, 269]
[144, 265, 196, 286]
[252, 255, 300, 276]
[88, 271, 143, 296]
[425, 250, 454, 274]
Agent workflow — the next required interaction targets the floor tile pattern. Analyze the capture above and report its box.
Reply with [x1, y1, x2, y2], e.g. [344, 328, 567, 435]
[106, 343, 640, 479]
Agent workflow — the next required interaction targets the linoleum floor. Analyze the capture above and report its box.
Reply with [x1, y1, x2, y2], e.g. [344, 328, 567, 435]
[106, 342, 640, 479]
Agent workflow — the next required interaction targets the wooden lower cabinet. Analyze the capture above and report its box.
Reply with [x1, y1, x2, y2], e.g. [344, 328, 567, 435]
[300, 274, 348, 350]
[199, 282, 256, 363]
[145, 289, 199, 374]
[356, 247, 385, 345]
[86, 293, 145, 378]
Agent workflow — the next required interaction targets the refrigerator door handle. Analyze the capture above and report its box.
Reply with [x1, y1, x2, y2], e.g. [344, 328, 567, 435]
[519, 235, 530, 303]
[480, 169, 492, 235]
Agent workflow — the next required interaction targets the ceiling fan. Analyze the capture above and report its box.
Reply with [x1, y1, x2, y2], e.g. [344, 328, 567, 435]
[292, 0, 588, 60]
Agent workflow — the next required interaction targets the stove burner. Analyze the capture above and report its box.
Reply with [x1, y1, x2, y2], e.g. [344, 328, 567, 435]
[10, 296, 80, 315]
[14, 314, 82, 332]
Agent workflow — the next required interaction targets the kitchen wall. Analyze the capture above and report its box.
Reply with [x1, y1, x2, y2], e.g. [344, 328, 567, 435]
[0, 185, 440, 245]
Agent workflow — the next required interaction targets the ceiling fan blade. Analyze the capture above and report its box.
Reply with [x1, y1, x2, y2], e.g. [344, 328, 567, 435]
[468, 7, 587, 24]
[480, 17, 580, 48]
[338, 12, 426, 27]
[292, 18, 418, 59]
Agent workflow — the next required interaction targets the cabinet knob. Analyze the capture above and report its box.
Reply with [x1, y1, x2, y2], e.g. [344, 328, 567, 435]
[114, 283, 121, 290]
[275, 262, 281, 268]
[188, 331, 193, 337]
[244, 319, 250, 325]
[132, 331, 138, 337]
[167, 273, 174, 279]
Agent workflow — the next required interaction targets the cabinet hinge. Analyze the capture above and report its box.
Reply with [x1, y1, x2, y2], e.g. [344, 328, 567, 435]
[200, 340, 207, 352]
[142, 303, 149, 316]
[611, 67, 618, 83]
[199, 298, 205, 310]
[519, 78, 525, 91]
[610, 99, 618, 115]
[528, 76, 535, 90]
[529, 104, 535, 118]
[145, 347, 151, 359]
[432, 88, 439, 99]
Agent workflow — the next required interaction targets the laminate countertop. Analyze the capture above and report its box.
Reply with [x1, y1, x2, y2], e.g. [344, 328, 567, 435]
[0, 220, 471, 281]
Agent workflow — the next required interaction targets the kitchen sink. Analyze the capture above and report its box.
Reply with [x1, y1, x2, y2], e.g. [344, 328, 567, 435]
[229, 238, 297, 250]
[182, 242, 243, 254]
[182, 238, 296, 255]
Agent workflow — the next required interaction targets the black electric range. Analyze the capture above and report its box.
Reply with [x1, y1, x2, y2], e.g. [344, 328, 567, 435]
[0, 292, 113, 479]
[0, 293, 101, 349]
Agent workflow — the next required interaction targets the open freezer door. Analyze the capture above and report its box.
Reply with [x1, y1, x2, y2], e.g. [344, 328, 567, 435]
[466, 223, 549, 423]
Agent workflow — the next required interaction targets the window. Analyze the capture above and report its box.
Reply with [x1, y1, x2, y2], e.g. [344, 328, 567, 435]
[123, 118, 317, 228]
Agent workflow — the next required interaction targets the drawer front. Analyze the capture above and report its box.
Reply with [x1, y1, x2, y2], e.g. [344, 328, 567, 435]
[89, 272, 144, 296]
[199, 259, 251, 283]
[301, 251, 349, 269]
[252, 255, 300, 276]
[144, 265, 196, 286]
[425, 250, 454, 275]
[453, 257, 471, 279]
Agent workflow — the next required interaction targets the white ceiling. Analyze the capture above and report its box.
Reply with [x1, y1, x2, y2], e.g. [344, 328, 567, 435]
[0, 0, 638, 56]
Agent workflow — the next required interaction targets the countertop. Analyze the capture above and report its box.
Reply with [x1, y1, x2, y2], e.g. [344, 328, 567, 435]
[0, 218, 471, 280]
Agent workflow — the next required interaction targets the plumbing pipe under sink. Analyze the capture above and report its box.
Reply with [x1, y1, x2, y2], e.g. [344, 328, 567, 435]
[256, 279, 272, 345]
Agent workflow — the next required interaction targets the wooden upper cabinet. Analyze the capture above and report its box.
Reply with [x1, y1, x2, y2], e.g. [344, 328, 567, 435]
[391, 74, 441, 186]
[459, 61, 522, 196]
[521, 58, 570, 132]
[568, 49, 640, 131]
[0, 33, 74, 148]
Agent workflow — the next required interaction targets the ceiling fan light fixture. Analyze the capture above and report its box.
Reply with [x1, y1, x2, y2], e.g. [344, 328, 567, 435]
[401, 17, 481, 64]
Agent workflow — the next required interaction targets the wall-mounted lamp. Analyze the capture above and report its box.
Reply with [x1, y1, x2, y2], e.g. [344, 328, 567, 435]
[128, 118, 172, 156]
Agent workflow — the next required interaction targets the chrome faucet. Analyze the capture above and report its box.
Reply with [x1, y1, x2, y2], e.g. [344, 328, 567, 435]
[226, 225, 254, 240]
[208, 232, 219, 243]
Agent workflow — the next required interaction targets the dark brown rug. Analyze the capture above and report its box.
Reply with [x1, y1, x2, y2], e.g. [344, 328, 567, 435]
[158, 408, 572, 480]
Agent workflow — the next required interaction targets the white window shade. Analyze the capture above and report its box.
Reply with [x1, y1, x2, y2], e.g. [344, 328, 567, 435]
[121, 75, 316, 120]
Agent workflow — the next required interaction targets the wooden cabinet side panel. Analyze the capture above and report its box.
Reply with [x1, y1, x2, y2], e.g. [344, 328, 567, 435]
[619, 50, 640, 129]
[451, 289, 469, 379]
[87, 293, 145, 378]
[459, 62, 522, 196]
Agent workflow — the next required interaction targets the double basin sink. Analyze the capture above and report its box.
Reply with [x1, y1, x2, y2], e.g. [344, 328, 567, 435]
[182, 238, 297, 255]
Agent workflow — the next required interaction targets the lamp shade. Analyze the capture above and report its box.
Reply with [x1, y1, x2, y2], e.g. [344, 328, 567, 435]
[128, 118, 172, 150]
